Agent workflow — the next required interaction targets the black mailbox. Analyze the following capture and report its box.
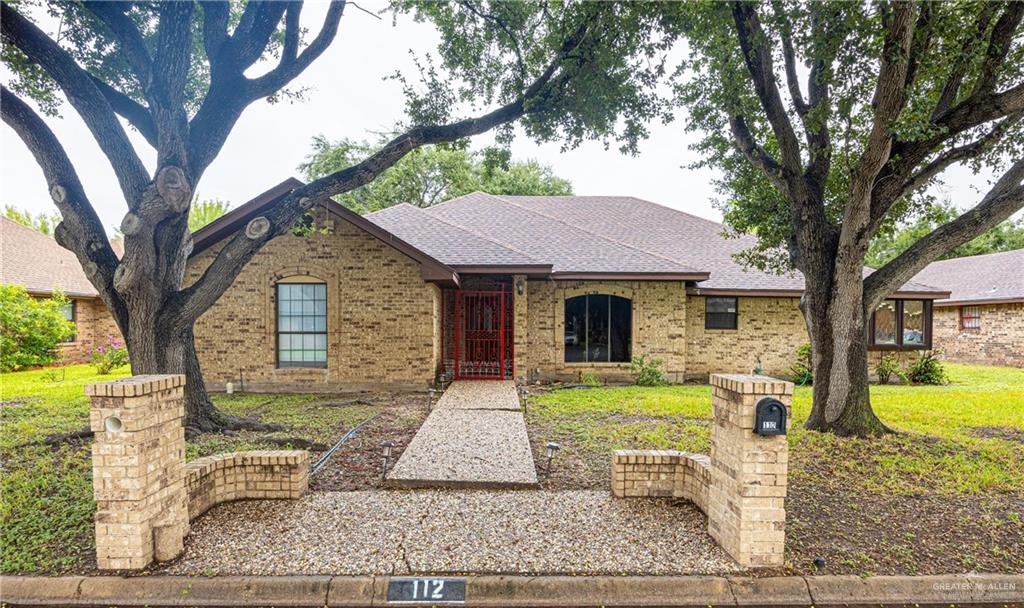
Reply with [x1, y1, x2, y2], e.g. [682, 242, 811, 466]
[754, 397, 787, 436]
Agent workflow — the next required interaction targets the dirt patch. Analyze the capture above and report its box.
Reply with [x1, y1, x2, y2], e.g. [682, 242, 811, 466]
[310, 393, 430, 491]
[969, 426, 1024, 443]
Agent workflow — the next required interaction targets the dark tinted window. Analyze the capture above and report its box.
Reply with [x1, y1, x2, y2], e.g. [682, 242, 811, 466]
[564, 294, 632, 363]
[705, 297, 738, 330]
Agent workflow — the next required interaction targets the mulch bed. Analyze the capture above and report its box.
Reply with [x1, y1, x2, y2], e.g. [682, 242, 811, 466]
[309, 394, 430, 491]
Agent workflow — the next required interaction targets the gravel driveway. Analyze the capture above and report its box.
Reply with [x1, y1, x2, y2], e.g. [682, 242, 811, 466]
[162, 490, 738, 576]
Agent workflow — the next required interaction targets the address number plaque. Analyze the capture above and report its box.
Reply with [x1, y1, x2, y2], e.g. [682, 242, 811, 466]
[387, 577, 467, 604]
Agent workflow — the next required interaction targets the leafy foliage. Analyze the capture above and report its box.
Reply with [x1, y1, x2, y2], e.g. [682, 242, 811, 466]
[868, 201, 1024, 268]
[906, 352, 948, 386]
[300, 137, 572, 213]
[789, 343, 814, 386]
[188, 198, 230, 233]
[627, 354, 667, 387]
[4, 205, 60, 236]
[90, 334, 129, 375]
[874, 353, 907, 385]
[0, 285, 74, 372]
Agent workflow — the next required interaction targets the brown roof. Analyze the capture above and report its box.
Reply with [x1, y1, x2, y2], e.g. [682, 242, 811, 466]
[0, 216, 98, 297]
[193, 182, 949, 297]
[911, 249, 1024, 305]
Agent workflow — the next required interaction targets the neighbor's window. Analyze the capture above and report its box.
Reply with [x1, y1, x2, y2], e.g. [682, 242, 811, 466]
[705, 297, 738, 330]
[959, 306, 981, 333]
[276, 282, 327, 368]
[564, 294, 631, 363]
[59, 300, 76, 342]
[869, 299, 931, 349]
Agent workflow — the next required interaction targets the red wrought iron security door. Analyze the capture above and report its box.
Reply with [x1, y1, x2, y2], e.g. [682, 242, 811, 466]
[454, 288, 513, 379]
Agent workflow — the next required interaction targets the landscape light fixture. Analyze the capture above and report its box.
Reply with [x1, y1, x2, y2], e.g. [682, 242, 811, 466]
[544, 441, 561, 477]
[380, 440, 394, 479]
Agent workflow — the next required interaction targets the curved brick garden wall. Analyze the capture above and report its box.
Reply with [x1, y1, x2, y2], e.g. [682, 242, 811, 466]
[186, 451, 309, 520]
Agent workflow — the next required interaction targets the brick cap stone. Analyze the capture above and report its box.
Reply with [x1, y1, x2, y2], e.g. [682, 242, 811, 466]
[710, 373, 794, 395]
[85, 374, 186, 397]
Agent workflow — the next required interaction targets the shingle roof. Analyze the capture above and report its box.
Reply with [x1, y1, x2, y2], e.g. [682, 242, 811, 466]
[0, 216, 98, 297]
[416, 192, 707, 277]
[911, 249, 1024, 305]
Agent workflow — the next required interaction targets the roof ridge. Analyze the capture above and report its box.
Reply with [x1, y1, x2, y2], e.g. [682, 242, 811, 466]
[491, 194, 704, 273]
[412, 201, 546, 264]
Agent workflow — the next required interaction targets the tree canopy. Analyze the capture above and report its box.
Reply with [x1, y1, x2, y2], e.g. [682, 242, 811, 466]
[300, 137, 572, 213]
[672, 1, 1024, 436]
[187, 198, 230, 232]
[4, 205, 61, 236]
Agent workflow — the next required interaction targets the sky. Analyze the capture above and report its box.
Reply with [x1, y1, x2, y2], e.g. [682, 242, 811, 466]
[0, 2, 1003, 237]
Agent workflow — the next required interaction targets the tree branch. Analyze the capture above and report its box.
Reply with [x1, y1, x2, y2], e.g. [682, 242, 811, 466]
[931, 4, 998, 119]
[199, 1, 230, 68]
[971, 2, 1024, 98]
[1, 2, 150, 204]
[864, 157, 1024, 309]
[1, 86, 128, 331]
[729, 114, 788, 194]
[87, 75, 157, 146]
[771, 0, 808, 116]
[81, 1, 153, 89]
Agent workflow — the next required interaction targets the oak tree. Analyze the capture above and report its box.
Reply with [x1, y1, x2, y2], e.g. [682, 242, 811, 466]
[675, 1, 1024, 435]
[2, 1, 677, 432]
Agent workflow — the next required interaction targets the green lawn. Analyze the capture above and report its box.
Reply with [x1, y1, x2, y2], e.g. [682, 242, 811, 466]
[0, 364, 376, 574]
[529, 363, 1024, 495]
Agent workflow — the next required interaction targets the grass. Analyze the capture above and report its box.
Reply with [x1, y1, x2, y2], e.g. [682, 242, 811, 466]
[0, 364, 378, 574]
[529, 363, 1024, 495]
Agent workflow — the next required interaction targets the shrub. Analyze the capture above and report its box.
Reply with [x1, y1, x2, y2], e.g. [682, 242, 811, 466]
[627, 354, 667, 386]
[874, 353, 907, 385]
[0, 285, 75, 371]
[789, 343, 813, 386]
[579, 370, 603, 387]
[91, 335, 130, 375]
[906, 351, 948, 385]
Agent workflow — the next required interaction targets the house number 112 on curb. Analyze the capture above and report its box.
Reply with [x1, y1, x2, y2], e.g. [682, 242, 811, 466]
[387, 577, 466, 603]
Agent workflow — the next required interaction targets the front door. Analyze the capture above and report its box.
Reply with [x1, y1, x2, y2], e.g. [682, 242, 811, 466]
[455, 288, 513, 379]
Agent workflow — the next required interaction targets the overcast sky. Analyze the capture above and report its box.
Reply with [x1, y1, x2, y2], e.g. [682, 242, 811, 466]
[0, 2, 1002, 237]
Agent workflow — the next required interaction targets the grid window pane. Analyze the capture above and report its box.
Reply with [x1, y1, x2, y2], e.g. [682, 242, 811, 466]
[705, 297, 738, 330]
[960, 306, 981, 332]
[277, 281, 327, 368]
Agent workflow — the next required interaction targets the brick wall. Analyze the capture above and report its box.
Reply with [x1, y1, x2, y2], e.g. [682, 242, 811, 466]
[686, 296, 807, 381]
[931, 303, 1023, 367]
[185, 450, 309, 520]
[54, 296, 122, 364]
[612, 450, 711, 513]
[525, 279, 687, 383]
[185, 206, 440, 391]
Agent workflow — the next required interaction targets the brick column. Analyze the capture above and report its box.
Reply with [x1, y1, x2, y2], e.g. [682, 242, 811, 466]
[512, 274, 529, 382]
[707, 374, 792, 568]
[87, 374, 189, 570]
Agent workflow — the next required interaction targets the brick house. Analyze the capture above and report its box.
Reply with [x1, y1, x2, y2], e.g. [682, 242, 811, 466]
[0, 216, 122, 363]
[911, 249, 1023, 367]
[186, 179, 951, 391]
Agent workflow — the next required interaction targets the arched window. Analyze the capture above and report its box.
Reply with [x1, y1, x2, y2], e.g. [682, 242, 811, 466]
[564, 294, 631, 363]
[276, 278, 327, 368]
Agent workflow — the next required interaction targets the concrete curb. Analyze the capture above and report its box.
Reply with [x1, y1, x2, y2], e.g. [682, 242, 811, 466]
[1, 573, 1021, 607]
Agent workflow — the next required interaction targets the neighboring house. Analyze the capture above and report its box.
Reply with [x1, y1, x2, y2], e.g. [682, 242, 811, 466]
[0, 217, 122, 363]
[911, 249, 1024, 367]
[187, 178, 948, 391]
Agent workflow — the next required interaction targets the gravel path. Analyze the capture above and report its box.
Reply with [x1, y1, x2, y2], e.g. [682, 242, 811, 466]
[386, 381, 537, 487]
[163, 490, 737, 576]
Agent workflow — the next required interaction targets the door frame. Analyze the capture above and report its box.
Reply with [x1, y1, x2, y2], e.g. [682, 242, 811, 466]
[453, 287, 514, 380]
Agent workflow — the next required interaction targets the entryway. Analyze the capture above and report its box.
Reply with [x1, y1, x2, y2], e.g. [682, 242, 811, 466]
[453, 288, 514, 380]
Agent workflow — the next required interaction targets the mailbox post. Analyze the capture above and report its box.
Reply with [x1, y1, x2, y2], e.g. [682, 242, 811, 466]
[708, 374, 793, 567]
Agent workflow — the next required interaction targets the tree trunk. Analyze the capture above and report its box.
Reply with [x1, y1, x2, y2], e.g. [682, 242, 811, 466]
[123, 295, 277, 436]
[802, 272, 890, 437]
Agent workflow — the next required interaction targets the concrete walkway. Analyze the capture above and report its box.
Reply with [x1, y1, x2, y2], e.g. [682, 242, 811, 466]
[386, 381, 537, 488]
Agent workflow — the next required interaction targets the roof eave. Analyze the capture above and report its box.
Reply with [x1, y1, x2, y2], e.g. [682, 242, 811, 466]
[933, 296, 1024, 307]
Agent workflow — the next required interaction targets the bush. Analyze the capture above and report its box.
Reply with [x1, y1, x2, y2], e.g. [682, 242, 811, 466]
[874, 353, 907, 385]
[906, 351, 948, 385]
[579, 370, 603, 387]
[0, 285, 75, 371]
[789, 343, 813, 386]
[91, 335, 130, 375]
[627, 354, 667, 386]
